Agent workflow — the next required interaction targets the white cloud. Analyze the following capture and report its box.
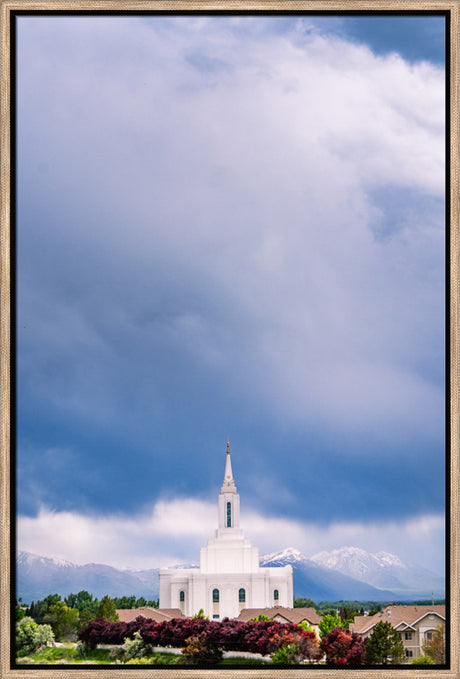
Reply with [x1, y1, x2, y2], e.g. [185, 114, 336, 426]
[17, 499, 445, 575]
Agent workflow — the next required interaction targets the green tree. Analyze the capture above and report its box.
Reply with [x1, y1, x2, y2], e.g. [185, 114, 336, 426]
[96, 595, 119, 622]
[422, 624, 445, 664]
[45, 601, 80, 641]
[294, 598, 316, 609]
[298, 620, 315, 635]
[30, 594, 61, 622]
[365, 621, 405, 665]
[78, 608, 94, 630]
[319, 614, 344, 639]
[16, 617, 55, 654]
[75, 590, 98, 614]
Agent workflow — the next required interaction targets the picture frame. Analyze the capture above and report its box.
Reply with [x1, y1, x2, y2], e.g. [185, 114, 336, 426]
[1, 2, 458, 677]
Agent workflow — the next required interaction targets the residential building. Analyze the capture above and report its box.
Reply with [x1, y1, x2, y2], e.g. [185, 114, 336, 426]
[116, 606, 183, 622]
[350, 604, 445, 661]
[237, 606, 321, 637]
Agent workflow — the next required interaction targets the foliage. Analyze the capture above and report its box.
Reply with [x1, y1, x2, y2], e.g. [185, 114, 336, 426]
[364, 621, 405, 665]
[191, 609, 208, 619]
[16, 607, 27, 622]
[320, 627, 366, 666]
[27, 594, 61, 622]
[294, 598, 316, 609]
[78, 615, 320, 660]
[412, 654, 435, 665]
[112, 595, 158, 609]
[45, 601, 80, 640]
[96, 595, 119, 622]
[271, 643, 300, 664]
[422, 623, 445, 664]
[249, 614, 271, 621]
[269, 627, 322, 664]
[78, 608, 94, 630]
[16, 617, 55, 654]
[298, 619, 315, 635]
[65, 590, 98, 614]
[319, 614, 344, 638]
[181, 632, 223, 664]
[116, 631, 155, 661]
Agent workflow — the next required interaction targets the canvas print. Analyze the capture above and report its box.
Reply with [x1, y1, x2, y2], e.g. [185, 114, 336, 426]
[13, 10, 447, 669]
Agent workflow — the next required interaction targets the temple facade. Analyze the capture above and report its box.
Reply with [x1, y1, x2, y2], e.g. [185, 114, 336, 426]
[158, 442, 293, 619]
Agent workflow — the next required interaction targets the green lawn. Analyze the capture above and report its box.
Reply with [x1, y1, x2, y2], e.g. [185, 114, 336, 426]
[16, 644, 272, 665]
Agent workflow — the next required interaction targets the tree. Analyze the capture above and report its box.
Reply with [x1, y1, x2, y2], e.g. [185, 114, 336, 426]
[75, 590, 98, 614]
[294, 598, 316, 609]
[96, 595, 119, 622]
[45, 601, 80, 641]
[298, 620, 315, 635]
[16, 617, 55, 654]
[319, 614, 344, 639]
[78, 609, 94, 631]
[422, 624, 445, 664]
[365, 621, 405, 665]
[29, 594, 62, 622]
[320, 627, 366, 666]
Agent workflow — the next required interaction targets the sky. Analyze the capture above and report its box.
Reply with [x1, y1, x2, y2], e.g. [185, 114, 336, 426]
[16, 13, 446, 576]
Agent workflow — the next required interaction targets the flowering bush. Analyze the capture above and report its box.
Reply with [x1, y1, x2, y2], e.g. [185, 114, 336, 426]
[181, 631, 223, 664]
[78, 616, 321, 662]
[269, 627, 322, 664]
[320, 627, 366, 666]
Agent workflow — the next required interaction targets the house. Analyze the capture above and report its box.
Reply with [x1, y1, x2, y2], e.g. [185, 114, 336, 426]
[116, 606, 184, 622]
[159, 442, 293, 619]
[350, 604, 445, 661]
[237, 606, 321, 637]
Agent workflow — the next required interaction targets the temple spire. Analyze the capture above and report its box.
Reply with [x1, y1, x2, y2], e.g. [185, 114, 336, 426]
[221, 440, 237, 493]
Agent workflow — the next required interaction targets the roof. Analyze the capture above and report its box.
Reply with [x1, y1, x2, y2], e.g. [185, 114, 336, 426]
[352, 605, 445, 635]
[237, 606, 321, 625]
[116, 607, 184, 623]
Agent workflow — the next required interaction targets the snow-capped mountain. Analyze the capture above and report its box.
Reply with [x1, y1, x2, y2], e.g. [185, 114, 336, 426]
[17, 551, 160, 603]
[309, 546, 444, 598]
[260, 549, 398, 602]
[17, 546, 444, 605]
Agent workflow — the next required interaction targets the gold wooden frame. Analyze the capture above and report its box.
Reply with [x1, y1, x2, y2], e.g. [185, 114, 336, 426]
[1, 3, 458, 677]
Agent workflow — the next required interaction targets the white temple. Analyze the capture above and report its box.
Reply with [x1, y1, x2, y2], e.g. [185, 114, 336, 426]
[159, 442, 293, 619]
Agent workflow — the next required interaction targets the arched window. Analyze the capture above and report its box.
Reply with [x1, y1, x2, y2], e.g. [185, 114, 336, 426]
[213, 588, 219, 602]
[226, 501, 232, 527]
[274, 589, 279, 601]
[239, 588, 246, 602]
[179, 591, 185, 602]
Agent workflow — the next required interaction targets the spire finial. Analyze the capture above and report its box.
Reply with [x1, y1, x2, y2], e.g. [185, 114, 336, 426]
[227, 439, 230, 455]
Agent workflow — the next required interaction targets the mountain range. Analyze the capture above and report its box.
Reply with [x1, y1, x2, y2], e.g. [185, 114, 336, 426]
[17, 546, 444, 604]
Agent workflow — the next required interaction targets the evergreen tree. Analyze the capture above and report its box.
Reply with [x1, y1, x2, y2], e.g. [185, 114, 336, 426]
[96, 595, 119, 622]
[365, 620, 405, 665]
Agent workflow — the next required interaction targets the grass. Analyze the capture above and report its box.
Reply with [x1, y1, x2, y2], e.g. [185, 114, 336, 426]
[16, 645, 273, 666]
[16, 645, 113, 665]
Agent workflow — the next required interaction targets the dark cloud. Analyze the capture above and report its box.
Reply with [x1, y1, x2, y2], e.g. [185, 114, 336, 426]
[16, 16, 445, 547]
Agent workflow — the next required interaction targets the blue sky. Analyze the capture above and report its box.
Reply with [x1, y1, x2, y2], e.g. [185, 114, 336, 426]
[16, 14, 446, 575]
